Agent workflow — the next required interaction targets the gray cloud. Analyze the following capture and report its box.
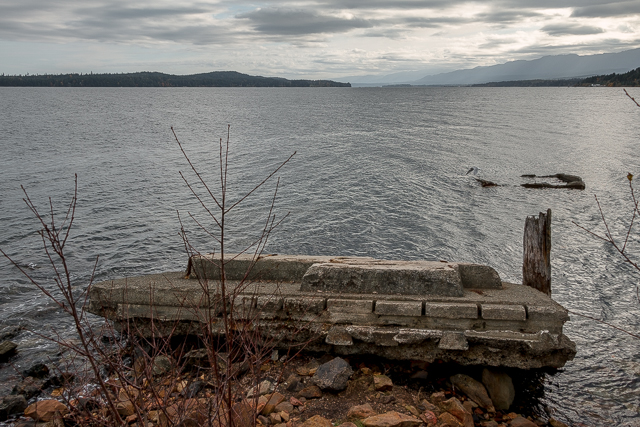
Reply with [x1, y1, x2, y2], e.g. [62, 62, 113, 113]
[572, 1, 640, 18]
[236, 8, 372, 36]
[542, 23, 605, 36]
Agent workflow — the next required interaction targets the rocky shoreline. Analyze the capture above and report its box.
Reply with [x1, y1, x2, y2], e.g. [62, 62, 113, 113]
[0, 340, 574, 427]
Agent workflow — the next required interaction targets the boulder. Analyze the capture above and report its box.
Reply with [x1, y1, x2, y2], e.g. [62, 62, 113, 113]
[12, 377, 45, 400]
[261, 392, 285, 416]
[481, 368, 515, 411]
[363, 411, 422, 427]
[0, 341, 17, 362]
[24, 400, 68, 422]
[450, 374, 495, 411]
[312, 357, 353, 391]
[22, 363, 49, 379]
[0, 395, 28, 421]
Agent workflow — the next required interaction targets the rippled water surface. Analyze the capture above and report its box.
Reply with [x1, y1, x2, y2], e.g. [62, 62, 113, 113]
[1, 87, 640, 425]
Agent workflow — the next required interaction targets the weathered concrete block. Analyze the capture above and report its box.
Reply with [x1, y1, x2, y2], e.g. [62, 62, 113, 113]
[327, 299, 373, 314]
[438, 332, 469, 350]
[393, 329, 442, 344]
[373, 330, 399, 347]
[301, 261, 465, 297]
[526, 305, 569, 322]
[284, 297, 326, 313]
[326, 326, 353, 346]
[481, 304, 526, 321]
[424, 302, 478, 319]
[375, 301, 422, 317]
[256, 296, 283, 311]
[346, 326, 375, 342]
[458, 264, 502, 289]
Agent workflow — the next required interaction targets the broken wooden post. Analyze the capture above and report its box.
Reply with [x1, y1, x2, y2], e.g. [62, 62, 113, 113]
[523, 209, 551, 296]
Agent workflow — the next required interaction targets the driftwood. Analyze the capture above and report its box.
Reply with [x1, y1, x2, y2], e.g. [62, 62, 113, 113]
[474, 178, 499, 187]
[523, 209, 551, 296]
[520, 173, 585, 190]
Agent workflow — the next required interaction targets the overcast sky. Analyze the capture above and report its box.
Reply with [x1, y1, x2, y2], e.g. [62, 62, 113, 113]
[1, 0, 640, 79]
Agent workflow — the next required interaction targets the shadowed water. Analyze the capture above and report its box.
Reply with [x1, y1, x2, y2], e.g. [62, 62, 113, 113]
[1, 87, 639, 425]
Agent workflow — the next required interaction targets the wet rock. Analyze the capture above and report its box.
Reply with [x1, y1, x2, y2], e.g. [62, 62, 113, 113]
[481, 368, 515, 411]
[301, 415, 332, 427]
[475, 178, 499, 187]
[24, 399, 68, 422]
[298, 385, 322, 399]
[509, 416, 537, 427]
[22, 363, 49, 379]
[450, 374, 495, 412]
[0, 326, 22, 341]
[0, 395, 28, 421]
[12, 377, 45, 400]
[347, 403, 376, 419]
[0, 341, 18, 362]
[363, 411, 422, 427]
[373, 374, 393, 391]
[312, 357, 353, 391]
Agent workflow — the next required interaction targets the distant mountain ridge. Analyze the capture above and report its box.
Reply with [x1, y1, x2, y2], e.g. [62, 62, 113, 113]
[0, 71, 351, 87]
[341, 48, 640, 86]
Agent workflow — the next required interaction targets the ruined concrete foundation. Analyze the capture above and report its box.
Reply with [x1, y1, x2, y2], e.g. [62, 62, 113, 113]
[88, 254, 576, 369]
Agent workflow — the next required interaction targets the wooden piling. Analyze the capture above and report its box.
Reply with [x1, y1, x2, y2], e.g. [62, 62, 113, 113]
[523, 209, 551, 296]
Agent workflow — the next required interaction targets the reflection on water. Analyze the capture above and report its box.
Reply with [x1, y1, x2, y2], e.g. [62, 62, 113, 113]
[1, 87, 640, 425]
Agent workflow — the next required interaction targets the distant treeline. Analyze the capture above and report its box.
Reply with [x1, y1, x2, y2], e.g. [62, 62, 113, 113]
[578, 67, 640, 86]
[0, 71, 351, 87]
[473, 67, 640, 87]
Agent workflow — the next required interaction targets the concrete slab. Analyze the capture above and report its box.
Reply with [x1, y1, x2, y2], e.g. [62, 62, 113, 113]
[87, 254, 576, 369]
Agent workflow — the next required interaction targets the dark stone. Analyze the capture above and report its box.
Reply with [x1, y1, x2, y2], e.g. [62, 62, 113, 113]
[379, 394, 396, 404]
[0, 341, 18, 362]
[11, 377, 45, 400]
[46, 372, 75, 388]
[0, 326, 22, 342]
[181, 380, 206, 398]
[312, 357, 354, 392]
[0, 395, 28, 421]
[76, 397, 100, 411]
[22, 363, 49, 379]
[521, 173, 585, 190]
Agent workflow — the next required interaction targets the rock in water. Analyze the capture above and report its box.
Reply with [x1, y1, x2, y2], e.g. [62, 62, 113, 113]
[312, 357, 353, 391]
[0, 341, 17, 362]
[481, 368, 515, 411]
[24, 400, 68, 422]
[0, 395, 27, 421]
[449, 374, 495, 412]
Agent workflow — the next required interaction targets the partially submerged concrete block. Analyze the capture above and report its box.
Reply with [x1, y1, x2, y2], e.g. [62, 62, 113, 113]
[88, 254, 576, 369]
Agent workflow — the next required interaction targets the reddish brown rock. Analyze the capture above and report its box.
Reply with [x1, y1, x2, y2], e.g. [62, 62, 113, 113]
[440, 397, 473, 427]
[24, 400, 69, 422]
[362, 411, 422, 427]
[340, 423, 359, 427]
[290, 397, 304, 406]
[347, 403, 376, 419]
[298, 385, 323, 399]
[450, 374, 495, 412]
[438, 412, 463, 427]
[419, 411, 438, 425]
[261, 392, 286, 416]
[301, 415, 333, 427]
[116, 400, 135, 417]
[373, 374, 393, 391]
